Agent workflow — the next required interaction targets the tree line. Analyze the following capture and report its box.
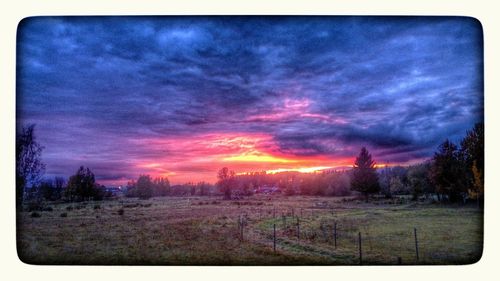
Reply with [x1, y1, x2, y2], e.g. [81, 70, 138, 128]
[215, 123, 483, 204]
[16, 123, 483, 206]
[357, 123, 483, 203]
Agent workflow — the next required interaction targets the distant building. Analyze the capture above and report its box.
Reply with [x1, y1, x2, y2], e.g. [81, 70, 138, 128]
[254, 185, 281, 194]
[105, 186, 123, 196]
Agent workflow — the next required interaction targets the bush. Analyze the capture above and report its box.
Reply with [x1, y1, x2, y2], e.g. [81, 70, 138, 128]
[118, 209, 124, 215]
[25, 200, 44, 212]
[66, 206, 74, 211]
[75, 204, 86, 210]
[42, 206, 53, 212]
[30, 212, 41, 218]
[60, 212, 67, 217]
[93, 204, 101, 210]
[124, 203, 140, 208]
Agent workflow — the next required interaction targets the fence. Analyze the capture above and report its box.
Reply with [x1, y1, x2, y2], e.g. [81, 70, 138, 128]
[231, 206, 464, 265]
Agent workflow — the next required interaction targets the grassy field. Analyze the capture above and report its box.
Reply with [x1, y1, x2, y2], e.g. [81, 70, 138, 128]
[17, 195, 483, 265]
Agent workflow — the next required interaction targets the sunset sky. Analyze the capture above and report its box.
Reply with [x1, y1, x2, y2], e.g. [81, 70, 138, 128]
[16, 17, 483, 185]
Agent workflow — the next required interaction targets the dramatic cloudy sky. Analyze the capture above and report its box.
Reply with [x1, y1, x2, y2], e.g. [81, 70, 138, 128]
[16, 16, 483, 185]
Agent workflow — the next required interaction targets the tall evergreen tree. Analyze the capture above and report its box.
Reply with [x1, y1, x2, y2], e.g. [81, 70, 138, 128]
[430, 140, 465, 202]
[351, 147, 380, 200]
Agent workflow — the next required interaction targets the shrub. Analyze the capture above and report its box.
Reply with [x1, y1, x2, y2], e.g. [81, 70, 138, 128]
[124, 203, 140, 208]
[30, 212, 41, 218]
[76, 204, 86, 210]
[93, 204, 101, 210]
[42, 206, 53, 212]
[118, 208, 124, 215]
[25, 200, 44, 212]
[66, 206, 74, 211]
[60, 212, 67, 217]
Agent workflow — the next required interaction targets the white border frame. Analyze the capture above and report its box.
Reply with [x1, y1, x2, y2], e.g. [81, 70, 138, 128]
[1, 1, 498, 280]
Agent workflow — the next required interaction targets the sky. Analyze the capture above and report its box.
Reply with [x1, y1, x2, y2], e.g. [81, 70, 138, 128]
[16, 16, 484, 185]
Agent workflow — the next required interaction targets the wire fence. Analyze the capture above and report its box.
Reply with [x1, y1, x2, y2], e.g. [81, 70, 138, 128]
[229, 206, 480, 265]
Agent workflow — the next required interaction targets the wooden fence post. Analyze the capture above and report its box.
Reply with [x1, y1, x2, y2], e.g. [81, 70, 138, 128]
[296, 217, 300, 240]
[237, 215, 241, 241]
[414, 227, 419, 262]
[273, 223, 277, 252]
[358, 232, 362, 265]
[334, 222, 337, 249]
[241, 216, 244, 241]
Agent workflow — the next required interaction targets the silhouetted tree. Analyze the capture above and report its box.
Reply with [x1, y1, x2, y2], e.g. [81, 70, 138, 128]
[430, 140, 465, 202]
[459, 123, 484, 205]
[190, 184, 196, 196]
[37, 180, 55, 201]
[389, 176, 406, 195]
[407, 163, 433, 200]
[351, 147, 380, 200]
[468, 161, 483, 207]
[378, 166, 392, 198]
[299, 174, 314, 195]
[65, 166, 99, 201]
[153, 177, 170, 196]
[460, 123, 484, 173]
[125, 179, 138, 197]
[136, 175, 154, 199]
[217, 167, 235, 200]
[197, 181, 211, 196]
[54, 176, 65, 200]
[16, 124, 45, 207]
[328, 171, 351, 196]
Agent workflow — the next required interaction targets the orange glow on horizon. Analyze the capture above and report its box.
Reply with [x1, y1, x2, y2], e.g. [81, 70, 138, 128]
[110, 132, 411, 186]
[263, 166, 333, 174]
[222, 153, 298, 163]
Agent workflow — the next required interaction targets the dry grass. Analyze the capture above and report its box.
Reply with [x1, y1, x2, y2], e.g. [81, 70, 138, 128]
[17, 195, 483, 265]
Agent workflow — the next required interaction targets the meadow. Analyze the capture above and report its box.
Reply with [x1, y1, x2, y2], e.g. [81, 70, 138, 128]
[17, 195, 483, 265]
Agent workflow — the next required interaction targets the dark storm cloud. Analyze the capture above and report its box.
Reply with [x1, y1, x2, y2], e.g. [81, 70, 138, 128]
[17, 16, 483, 182]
